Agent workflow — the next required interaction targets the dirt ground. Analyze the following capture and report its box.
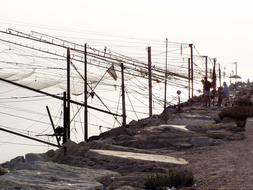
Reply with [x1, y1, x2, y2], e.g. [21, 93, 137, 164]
[180, 118, 253, 190]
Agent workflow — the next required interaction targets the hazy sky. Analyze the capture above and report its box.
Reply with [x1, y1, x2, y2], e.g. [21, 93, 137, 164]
[0, 0, 252, 79]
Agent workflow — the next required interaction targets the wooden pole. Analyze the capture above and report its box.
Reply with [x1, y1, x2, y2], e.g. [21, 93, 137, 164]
[188, 58, 191, 100]
[213, 58, 217, 91]
[121, 63, 126, 127]
[205, 56, 208, 79]
[218, 63, 221, 87]
[63, 91, 67, 144]
[164, 38, 168, 110]
[66, 48, 71, 141]
[189, 44, 194, 98]
[84, 44, 88, 141]
[147, 47, 152, 117]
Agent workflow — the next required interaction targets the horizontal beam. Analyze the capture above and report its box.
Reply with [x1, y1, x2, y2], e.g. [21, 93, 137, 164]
[0, 78, 121, 117]
[0, 127, 60, 148]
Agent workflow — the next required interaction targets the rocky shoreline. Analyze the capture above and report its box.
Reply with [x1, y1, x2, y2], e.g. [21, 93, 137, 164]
[0, 81, 253, 190]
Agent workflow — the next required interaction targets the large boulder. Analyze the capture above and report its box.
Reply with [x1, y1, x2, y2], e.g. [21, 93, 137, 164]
[25, 153, 49, 162]
[51, 140, 87, 162]
[0, 161, 119, 190]
[1, 156, 25, 170]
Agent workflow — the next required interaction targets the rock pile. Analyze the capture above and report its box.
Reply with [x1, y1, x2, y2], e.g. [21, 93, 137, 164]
[0, 81, 252, 189]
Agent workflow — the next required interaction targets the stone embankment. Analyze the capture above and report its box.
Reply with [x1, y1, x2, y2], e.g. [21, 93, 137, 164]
[0, 81, 252, 189]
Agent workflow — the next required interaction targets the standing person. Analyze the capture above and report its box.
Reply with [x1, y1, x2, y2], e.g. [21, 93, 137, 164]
[216, 86, 223, 106]
[223, 82, 229, 106]
[202, 77, 212, 106]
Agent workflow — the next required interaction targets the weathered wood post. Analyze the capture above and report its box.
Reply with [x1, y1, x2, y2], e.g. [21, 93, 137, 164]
[218, 63, 221, 87]
[63, 91, 67, 144]
[147, 47, 152, 117]
[164, 38, 168, 110]
[189, 44, 194, 98]
[66, 48, 71, 141]
[84, 44, 88, 141]
[121, 63, 126, 127]
[205, 56, 208, 79]
[188, 58, 191, 100]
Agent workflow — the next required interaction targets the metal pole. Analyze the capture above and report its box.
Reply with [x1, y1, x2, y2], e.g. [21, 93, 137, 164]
[188, 58, 191, 100]
[164, 38, 168, 110]
[121, 63, 126, 127]
[218, 63, 221, 87]
[213, 58, 217, 91]
[147, 47, 152, 117]
[66, 48, 71, 140]
[205, 56, 208, 79]
[0, 127, 60, 148]
[189, 44, 194, 98]
[84, 44, 88, 141]
[46, 106, 61, 146]
[63, 92, 67, 144]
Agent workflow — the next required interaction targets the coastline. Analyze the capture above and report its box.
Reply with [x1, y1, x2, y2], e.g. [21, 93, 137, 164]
[0, 81, 253, 189]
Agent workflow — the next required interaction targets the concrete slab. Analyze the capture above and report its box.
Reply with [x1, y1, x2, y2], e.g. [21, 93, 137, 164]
[90, 149, 188, 165]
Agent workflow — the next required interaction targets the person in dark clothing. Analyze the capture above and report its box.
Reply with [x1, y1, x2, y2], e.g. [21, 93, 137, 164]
[216, 86, 223, 106]
[223, 82, 229, 106]
[202, 77, 212, 106]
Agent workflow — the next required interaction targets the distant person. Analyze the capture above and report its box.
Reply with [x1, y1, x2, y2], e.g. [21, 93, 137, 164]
[223, 82, 229, 106]
[216, 86, 223, 106]
[202, 77, 212, 106]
